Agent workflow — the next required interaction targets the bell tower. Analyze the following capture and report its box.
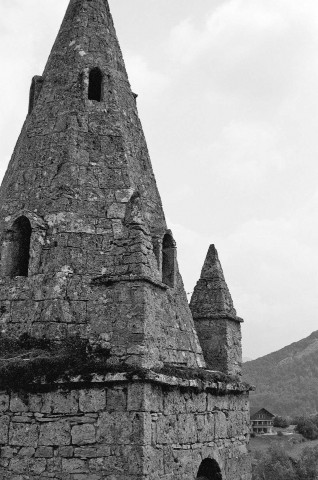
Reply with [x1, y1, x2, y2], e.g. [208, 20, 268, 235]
[0, 0, 205, 370]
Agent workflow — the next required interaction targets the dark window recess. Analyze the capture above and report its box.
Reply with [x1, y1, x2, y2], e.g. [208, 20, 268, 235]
[28, 76, 43, 115]
[152, 238, 160, 268]
[5, 216, 32, 277]
[88, 68, 103, 101]
[197, 459, 223, 480]
[162, 233, 175, 287]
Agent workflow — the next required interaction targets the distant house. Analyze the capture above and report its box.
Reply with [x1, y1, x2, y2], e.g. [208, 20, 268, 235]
[250, 407, 275, 434]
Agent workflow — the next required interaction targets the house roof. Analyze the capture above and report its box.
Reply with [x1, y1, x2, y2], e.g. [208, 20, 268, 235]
[250, 407, 275, 419]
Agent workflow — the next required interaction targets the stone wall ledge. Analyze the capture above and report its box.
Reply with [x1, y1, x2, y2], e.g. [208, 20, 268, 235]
[5, 369, 253, 394]
[91, 274, 168, 290]
[193, 313, 244, 323]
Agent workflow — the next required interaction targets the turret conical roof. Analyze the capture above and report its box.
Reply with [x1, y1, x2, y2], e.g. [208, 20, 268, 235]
[190, 245, 239, 319]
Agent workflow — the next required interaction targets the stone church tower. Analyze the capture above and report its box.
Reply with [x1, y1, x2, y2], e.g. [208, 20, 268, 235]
[0, 1, 251, 479]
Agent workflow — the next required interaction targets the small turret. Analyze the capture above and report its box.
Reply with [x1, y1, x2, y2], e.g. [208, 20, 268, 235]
[190, 245, 243, 375]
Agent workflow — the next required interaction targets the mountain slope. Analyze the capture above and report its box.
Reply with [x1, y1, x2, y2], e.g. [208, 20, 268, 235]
[243, 330, 318, 417]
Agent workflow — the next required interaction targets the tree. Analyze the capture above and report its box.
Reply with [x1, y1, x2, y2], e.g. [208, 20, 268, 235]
[253, 445, 298, 480]
[296, 417, 318, 440]
[296, 446, 318, 480]
[273, 416, 290, 428]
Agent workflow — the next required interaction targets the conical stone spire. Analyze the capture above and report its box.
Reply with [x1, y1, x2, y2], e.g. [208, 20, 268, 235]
[191, 245, 237, 318]
[0, 0, 205, 370]
[190, 245, 242, 375]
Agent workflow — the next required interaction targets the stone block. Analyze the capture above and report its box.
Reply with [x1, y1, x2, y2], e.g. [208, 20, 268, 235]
[58, 446, 74, 457]
[197, 413, 215, 443]
[163, 390, 186, 414]
[18, 447, 35, 457]
[11, 416, 32, 423]
[175, 413, 197, 444]
[72, 424, 96, 445]
[1, 446, 17, 458]
[171, 449, 196, 478]
[0, 416, 9, 445]
[227, 411, 244, 438]
[46, 455, 62, 472]
[97, 412, 151, 446]
[35, 446, 54, 458]
[9, 423, 39, 447]
[214, 411, 227, 439]
[62, 458, 88, 473]
[107, 387, 127, 411]
[107, 203, 126, 219]
[42, 391, 78, 414]
[9, 457, 28, 474]
[185, 392, 207, 413]
[74, 445, 110, 458]
[39, 421, 71, 446]
[79, 389, 106, 413]
[115, 188, 134, 203]
[127, 383, 163, 412]
[143, 446, 164, 476]
[29, 458, 46, 474]
[163, 445, 174, 474]
[0, 394, 9, 412]
[10, 395, 29, 413]
[155, 415, 177, 445]
[73, 475, 102, 480]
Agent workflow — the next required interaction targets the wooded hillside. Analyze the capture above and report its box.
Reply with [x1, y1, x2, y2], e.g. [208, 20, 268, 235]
[243, 330, 318, 416]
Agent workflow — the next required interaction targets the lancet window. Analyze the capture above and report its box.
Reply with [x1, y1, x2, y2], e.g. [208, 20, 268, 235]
[88, 67, 103, 101]
[162, 233, 175, 287]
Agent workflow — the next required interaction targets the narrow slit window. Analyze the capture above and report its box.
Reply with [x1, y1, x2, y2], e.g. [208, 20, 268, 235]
[4, 216, 32, 277]
[88, 68, 103, 101]
[28, 76, 43, 115]
[162, 233, 175, 287]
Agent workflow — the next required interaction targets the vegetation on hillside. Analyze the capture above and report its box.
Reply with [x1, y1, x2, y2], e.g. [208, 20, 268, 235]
[273, 416, 290, 428]
[253, 445, 318, 480]
[295, 415, 318, 440]
[243, 330, 318, 416]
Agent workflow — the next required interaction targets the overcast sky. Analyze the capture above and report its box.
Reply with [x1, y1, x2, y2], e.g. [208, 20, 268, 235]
[1, 0, 318, 359]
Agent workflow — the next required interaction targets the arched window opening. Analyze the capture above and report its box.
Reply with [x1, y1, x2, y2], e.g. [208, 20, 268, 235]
[197, 459, 223, 480]
[5, 216, 32, 278]
[162, 233, 175, 287]
[88, 68, 103, 101]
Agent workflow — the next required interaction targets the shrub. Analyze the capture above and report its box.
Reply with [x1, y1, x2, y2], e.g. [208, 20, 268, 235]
[253, 445, 298, 480]
[296, 445, 318, 480]
[273, 416, 290, 428]
[253, 445, 318, 480]
[296, 417, 318, 440]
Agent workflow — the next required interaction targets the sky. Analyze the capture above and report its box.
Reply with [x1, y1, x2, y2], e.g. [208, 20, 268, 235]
[1, 0, 318, 359]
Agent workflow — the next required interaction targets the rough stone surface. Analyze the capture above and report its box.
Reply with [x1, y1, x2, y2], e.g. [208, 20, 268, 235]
[0, 0, 251, 478]
[0, 381, 251, 480]
[190, 245, 243, 375]
[0, 0, 204, 370]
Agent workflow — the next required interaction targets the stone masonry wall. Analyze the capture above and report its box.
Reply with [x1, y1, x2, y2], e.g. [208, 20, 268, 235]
[0, 379, 251, 480]
[0, 0, 205, 370]
[194, 318, 242, 375]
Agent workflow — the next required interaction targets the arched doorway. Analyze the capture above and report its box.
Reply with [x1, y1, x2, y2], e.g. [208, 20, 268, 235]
[197, 458, 223, 480]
